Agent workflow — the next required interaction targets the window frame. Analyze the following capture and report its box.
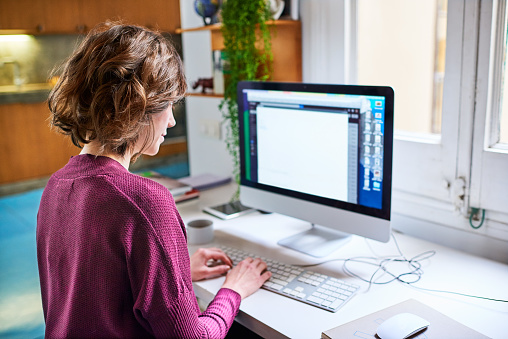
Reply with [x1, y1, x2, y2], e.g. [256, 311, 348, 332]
[388, 0, 473, 216]
[470, 0, 508, 217]
[390, 0, 508, 238]
[353, 0, 508, 239]
[300, 0, 508, 260]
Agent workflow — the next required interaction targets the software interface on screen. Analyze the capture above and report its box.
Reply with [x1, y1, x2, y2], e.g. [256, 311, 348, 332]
[240, 88, 387, 210]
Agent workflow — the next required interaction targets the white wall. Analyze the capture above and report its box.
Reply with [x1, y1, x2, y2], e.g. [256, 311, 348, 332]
[180, 1, 234, 177]
[300, 0, 348, 84]
[300, 0, 359, 84]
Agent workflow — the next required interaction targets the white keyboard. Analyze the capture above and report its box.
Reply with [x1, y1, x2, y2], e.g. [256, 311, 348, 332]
[220, 246, 360, 312]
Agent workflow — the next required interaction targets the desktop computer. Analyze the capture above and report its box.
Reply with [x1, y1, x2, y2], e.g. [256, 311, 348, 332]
[237, 81, 394, 258]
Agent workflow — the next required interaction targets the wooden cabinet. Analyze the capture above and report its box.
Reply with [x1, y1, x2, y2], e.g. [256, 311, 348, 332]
[177, 20, 302, 96]
[80, 0, 181, 34]
[0, 0, 44, 32]
[0, 0, 85, 33]
[0, 102, 80, 184]
[42, 0, 84, 33]
[0, 102, 187, 184]
[0, 0, 181, 34]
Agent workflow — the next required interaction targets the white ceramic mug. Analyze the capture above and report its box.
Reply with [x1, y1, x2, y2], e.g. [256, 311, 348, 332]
[186, 219, 214, 245]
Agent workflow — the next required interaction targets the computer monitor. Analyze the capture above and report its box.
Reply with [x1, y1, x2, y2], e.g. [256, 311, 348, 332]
[237, 81, 394, 257]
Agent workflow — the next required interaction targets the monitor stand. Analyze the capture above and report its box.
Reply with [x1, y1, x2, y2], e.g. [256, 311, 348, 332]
[277, 224, 352, 258]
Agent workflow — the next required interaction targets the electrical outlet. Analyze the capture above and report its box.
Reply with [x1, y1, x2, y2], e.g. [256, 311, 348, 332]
[199, 119, 222, 140]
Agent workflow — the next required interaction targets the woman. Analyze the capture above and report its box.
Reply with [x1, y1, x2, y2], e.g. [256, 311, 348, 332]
[37, 22, 271, 338]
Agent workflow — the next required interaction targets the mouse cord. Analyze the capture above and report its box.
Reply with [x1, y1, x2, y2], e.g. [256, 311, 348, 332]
[401, 282, 508, 302]
[295, 231, 508, 302]
[388, 232, 507, 302]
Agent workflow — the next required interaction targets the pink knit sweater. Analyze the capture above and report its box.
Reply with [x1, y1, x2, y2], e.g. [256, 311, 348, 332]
[37, 154, 241, 338]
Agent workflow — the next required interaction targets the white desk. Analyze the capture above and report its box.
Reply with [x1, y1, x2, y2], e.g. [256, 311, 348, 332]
[177, 184, 508, 339]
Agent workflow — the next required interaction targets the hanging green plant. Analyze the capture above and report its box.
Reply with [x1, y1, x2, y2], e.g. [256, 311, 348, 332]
[219, 0, 274, 200]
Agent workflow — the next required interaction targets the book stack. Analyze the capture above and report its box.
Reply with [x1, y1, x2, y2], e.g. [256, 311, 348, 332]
[139, 171, 200, 203]
[177, 173, 231, 191]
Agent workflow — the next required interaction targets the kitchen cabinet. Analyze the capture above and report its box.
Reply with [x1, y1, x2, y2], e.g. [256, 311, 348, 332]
[0, 102, 187, 184]
[42, 0, 84, 33]
[0, 0, 181, 34]
[81, 0, 181, 34]
[177, 20, 302, 97]
[0, 102, 80, 184]
[0, 0, 83, 33]
[0, 0, 44, 32]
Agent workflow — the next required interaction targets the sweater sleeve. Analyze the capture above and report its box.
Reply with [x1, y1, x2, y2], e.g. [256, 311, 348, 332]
[199, 288, 242, 336]
[123, 179, 241, 338]
[153, 288, 241, 338]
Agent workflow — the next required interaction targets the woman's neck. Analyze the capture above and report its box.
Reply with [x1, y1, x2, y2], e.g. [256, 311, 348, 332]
[80, 142, 131, 170]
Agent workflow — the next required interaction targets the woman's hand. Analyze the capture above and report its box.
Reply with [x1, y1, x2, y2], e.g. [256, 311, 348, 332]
[190, 247, 233, 281]
[221, 257, 272, 299]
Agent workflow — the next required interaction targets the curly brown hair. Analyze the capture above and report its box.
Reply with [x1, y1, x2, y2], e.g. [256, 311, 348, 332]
[48, 22, 187, 161]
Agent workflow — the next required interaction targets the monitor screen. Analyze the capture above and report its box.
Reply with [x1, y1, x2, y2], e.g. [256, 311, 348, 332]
[237, 81, 394, 257]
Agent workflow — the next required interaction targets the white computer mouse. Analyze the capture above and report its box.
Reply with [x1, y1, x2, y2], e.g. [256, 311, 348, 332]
[376, 312, 430, 339]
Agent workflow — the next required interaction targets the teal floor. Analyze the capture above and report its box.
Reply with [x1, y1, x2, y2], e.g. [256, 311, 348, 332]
[0, 162, 188, 338]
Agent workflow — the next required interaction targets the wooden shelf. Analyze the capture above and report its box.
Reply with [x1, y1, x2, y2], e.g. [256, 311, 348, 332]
[175, 20, 298, 34]
[178, 20, 302, 83]
[176, 23, 220, 34]
[186, 92, 224, 98]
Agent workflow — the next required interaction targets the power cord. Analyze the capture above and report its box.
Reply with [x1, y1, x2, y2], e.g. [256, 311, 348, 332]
[295, 231, 508, 303]
[469, 207, 486, 229]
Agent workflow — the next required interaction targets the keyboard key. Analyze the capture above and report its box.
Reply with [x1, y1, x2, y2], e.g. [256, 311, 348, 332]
[330, 299, 344, 309]
[271, 278, 288, 286]
[308, 296, 324, 304]
[271, 283, 283, 291]
[219, 246, 358, 313]
[290, 290, 300, 297]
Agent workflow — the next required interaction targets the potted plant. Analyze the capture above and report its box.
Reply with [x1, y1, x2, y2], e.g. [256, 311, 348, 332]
[219, 0, 274, 200]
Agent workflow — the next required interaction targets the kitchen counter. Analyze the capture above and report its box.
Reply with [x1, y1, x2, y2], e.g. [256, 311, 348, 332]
[0, 83, 53, 104]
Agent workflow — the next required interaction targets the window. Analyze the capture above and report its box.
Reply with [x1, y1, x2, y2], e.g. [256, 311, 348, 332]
[300, 0, 508, 259]
[353, 0, 464, 207]
[355, 0, 508, 252]
[357, 0, 447, 135]
[498, 2, 508, 144]
[469, 0, 508, 233]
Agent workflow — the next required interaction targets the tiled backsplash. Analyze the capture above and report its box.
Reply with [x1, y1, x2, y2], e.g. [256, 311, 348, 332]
[0, 33, 182, 87]
[0, 33, 186, 140]
[0, 35, 81, 86]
